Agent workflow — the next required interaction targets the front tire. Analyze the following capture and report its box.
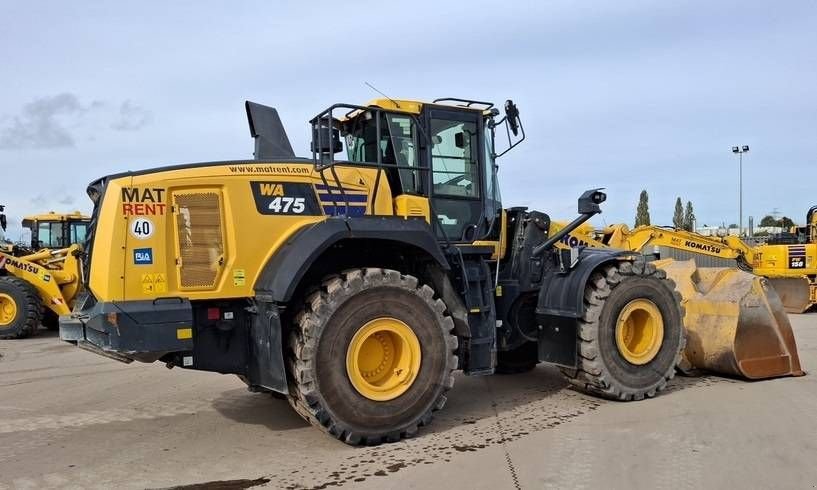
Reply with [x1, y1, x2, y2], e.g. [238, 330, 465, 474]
[287, 268, 458, 445]
[0, 276, 42, 339]
[560, 260, 685, 400]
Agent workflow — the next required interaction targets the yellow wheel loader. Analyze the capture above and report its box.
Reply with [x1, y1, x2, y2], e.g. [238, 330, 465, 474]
[0, 208, 87, 338]
[58, 97, 794, 445]
[556, 222, 804, 379]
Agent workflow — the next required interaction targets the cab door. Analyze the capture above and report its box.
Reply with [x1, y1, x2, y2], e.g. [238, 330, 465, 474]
[426, 108, 485, 242]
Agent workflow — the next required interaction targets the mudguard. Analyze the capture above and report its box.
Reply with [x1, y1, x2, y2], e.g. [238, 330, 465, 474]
[534, 248, 634, 368]
[250, 216, 449, 394]
[536, 248, 633, 319]
[254, 217, 449, 303]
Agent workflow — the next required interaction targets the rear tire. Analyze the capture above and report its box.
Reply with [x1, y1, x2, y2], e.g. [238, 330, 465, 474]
[287, 268, 458, 445]
[560, 260, 685, 401]
[0, 276, 42, 339]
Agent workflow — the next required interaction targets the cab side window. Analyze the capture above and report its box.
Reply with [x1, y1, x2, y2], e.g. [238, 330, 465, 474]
[37, 222, 56, 248]
[70, 222, 88, 244]
[431, 120, 479, 198]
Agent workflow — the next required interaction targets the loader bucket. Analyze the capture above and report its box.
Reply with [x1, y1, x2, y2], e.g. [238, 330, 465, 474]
[653, 260, 804, 380]
[766, 277, 813, 314]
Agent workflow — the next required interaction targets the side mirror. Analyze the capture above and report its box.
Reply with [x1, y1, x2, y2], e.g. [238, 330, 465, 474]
[454, 132, 465, 148]
[493, 99, 525, 158]
[505, 100, 520, 136]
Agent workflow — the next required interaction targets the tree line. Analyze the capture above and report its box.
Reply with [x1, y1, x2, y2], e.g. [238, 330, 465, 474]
[634, 191, 695, 231]
[635, 191, 795, 232]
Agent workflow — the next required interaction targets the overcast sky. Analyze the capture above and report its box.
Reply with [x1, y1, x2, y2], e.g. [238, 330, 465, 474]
[1, 1, 815, 239]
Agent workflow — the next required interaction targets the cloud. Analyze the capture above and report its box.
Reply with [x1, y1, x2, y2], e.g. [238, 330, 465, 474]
[111, 100, 152, 131]
[57, 195, 75, 205]
[0, 93, 88, 149]
[29, 194, 48, 208]
[0, 95, 152, 150]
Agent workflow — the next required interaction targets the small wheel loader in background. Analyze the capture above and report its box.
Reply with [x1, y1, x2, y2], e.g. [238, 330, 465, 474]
[0, 208, 87, 339]
[59, 97, 801, 445]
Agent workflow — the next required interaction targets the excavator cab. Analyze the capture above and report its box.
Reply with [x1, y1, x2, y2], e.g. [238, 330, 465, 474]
[22, 212, 90, 250]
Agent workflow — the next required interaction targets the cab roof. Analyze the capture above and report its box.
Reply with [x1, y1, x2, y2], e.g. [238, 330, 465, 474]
[23, 211, 90, 223]
[365, 98, 495, 115]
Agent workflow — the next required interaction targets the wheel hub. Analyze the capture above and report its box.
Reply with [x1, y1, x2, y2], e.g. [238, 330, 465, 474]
[0, 293, 17, 328]
[615, 299, 664, 365]
[346, 317, 421, 401]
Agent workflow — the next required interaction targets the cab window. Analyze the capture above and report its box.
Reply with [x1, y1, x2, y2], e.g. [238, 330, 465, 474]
[37, 222, 60, 248]
[344, 112, 422, 195]
[70, 222, 88, 244]
[431, 119, 479, 198]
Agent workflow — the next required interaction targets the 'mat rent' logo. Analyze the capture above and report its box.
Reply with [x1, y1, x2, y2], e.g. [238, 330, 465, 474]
[122, 188, 167, 216]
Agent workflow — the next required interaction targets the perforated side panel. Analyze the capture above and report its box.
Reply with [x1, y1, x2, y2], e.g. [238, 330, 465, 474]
[174, 192, 223, 288]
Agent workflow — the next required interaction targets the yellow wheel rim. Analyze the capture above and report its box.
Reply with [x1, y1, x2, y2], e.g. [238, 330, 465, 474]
[346, 317, 422, 402]
[0, 293, 18, 328]
[615, 299, 664, 365]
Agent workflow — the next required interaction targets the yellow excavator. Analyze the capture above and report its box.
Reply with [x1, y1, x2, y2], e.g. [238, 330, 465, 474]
[570, 211, 816, 313]
[754, 206, 817, 313]
[554, 221, 804, 379]
[0, 208, 87, 338]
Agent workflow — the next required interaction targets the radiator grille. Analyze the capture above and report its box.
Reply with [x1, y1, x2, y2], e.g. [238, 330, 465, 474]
[174, 192, 223, 288]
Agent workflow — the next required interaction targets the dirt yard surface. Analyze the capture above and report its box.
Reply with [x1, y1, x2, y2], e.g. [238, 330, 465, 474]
[0, 314, 814, 489]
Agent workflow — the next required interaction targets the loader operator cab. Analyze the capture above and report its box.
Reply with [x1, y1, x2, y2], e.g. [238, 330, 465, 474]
[312, 98, 524, 243]
[22, 212, 90, 250]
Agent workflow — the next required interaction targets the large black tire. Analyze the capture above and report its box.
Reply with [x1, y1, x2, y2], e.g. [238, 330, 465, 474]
[0, 276, 43, 339]
[495, 341, 539, 374]
[287, 268, 458, 445]
[560, 260, 685, 401]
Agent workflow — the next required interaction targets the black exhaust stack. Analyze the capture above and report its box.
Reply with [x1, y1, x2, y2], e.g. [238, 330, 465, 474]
[245, 101, 295, 160]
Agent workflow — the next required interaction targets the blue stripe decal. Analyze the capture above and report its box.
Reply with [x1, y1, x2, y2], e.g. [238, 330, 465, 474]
[323, 205, 367, 217]
[790, 251, 806, 257]
[315, 184, 367, 192]
[318, 193, 368, 203]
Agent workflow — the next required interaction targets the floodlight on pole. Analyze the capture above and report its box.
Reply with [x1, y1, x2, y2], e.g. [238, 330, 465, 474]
[732, 145, 750, 236]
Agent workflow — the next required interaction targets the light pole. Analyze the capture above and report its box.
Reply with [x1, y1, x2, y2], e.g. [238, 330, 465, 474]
[732, 145, 749, 236]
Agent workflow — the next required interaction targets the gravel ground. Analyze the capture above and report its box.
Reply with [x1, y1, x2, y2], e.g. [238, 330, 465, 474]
[0, 314, 814, 489]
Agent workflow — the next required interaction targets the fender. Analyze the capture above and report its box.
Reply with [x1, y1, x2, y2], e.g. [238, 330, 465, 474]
[254, 216, 449, 303]
[535, 247, 635, 368]
[248, 216, 449, 395]
[536, 247, 633, 319]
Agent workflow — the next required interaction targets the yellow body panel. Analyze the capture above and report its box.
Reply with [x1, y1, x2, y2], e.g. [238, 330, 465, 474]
[92, 162, 395, 302]
[472, 210, 508, 261]
[393, 195, 430, 222]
